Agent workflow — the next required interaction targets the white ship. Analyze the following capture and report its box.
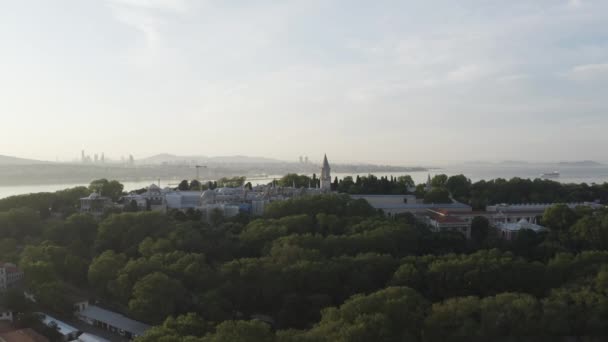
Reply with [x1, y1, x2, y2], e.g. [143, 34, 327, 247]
[540, 171, 560, 179]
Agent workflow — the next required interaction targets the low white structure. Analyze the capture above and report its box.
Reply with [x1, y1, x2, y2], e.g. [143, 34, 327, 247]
[0, 262, 23, 291]
[76, 304, 150, 339]
[0, 307, 13, 322]
[496, 219, 547, 240]
[350, 194, 473, 216]
[486, 202, 603, 213]
[39, 313, 80, 341]
[70, 333, 111, 342]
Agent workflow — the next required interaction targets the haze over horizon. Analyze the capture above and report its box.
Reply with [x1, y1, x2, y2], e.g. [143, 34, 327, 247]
[2, 0, 607, 164]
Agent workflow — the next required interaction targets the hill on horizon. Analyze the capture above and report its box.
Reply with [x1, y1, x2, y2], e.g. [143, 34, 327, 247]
[138, 153, 285, 165]
[557, 160, 604, 167]
[0, 155, 49, 165]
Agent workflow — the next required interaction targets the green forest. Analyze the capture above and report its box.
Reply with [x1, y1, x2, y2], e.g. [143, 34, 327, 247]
[1, 178, 608, 341]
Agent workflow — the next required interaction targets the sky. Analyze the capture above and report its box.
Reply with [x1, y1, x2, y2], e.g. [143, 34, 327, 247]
[0, 0, 607, 165]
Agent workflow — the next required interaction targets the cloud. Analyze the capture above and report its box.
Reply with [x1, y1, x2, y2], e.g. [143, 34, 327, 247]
[107, 0, 189, 12]
[497, 74, 529, 83]
[568, 0, 583, 8]
[446, 65, 491, 82]
[105, 0, 190, 47]
[566, 63, 608, 80]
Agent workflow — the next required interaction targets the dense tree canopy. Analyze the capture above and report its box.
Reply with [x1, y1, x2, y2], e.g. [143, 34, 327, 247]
[2, 179, 608, 341]
[89, 179, 124, 201]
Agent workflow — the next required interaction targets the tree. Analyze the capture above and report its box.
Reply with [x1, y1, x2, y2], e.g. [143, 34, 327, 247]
[178, 180, 190, 191]
[470, 216, 490, 245]
[277, 174, 311, 188]
[423, 296, 482, 340]
[397, 175, 415, 189]
[431, 174, 448, 188]
[89, 179, 124, 201]
[299, 287, 429, 342]
[190, 180, 202, 191]
[542, 287, 608, 336]
[202, 321, 275, 342]
[423, 188, 451, 204]
[542, 204, 578, 231]
[445, 175, 471, 201]
[88, 250, 127, 295]
[0, 288, 30, 313]
[570, 214, 608, 250]
[129, 272, 187, 324]
[125, 200, 139, 212]
[137, 313, 211, 342]
[478, 293, 541, 336]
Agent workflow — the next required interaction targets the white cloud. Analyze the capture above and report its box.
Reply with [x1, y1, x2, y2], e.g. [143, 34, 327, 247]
[497, 74, 529, 83]
[566, 63, 608, 80]
[107, 0, 189, 12]
[105, 0, 190, 47]
[446, 65, 491, 82]
[568, 0, 583, 9]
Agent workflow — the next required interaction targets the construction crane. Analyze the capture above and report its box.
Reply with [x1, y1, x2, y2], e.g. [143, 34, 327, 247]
[195, 165, 207, 182]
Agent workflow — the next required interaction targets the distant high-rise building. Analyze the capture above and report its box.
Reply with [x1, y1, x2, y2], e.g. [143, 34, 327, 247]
[304, 156, 309, 164]
[299, 156, 303, 163]
[101, 153, 105, 163]
[320, 154, 331, 192]
[94, 154, 99, 163]
[129, 155, 134, 165]
[81, 150, 85, 163]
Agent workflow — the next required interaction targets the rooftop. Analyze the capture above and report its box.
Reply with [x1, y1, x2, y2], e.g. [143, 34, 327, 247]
[39, 313, 79, 336]
[497, 220, 547, 232]
[78, 305, 150, 336]
[74, 333, 111, 342]
[373, 202, 472, 210]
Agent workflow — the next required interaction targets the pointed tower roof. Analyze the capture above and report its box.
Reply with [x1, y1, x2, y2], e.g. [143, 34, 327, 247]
[322, 154, 330, 169]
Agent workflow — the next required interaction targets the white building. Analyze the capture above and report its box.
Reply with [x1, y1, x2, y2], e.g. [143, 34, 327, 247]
[421, 209, 471, 238]
[39, 313, 80, 341]
[0, 262, 23, 291]
[79, 193, 113, 217]
[89, 155, 334, 218]
[75, 304, 150, 340]
[71, 333, 111, 342]
[0, 307, 13, 322]
[496, 219, 547, 240]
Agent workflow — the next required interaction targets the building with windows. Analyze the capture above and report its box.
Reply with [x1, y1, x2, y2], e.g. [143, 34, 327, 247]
[0, 263, 23, 291]
[39, 313, 80, 341]
[421, 209, 471, 238]
[75, 304, 150, 340]
[109, 155, 334, 218]
[79, 193, 113, 217]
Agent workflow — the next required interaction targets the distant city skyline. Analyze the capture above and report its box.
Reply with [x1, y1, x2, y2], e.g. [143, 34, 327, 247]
[1, 0, 607, 164]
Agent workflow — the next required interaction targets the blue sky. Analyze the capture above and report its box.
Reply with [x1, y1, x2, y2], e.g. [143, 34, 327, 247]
[1, 0, 607, 164]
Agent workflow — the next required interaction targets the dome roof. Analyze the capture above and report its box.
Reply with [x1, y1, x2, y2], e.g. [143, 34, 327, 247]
[89, 192, 100, 199]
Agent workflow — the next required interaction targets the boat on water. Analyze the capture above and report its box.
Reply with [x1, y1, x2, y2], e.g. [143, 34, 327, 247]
[540, 171, 560, 179]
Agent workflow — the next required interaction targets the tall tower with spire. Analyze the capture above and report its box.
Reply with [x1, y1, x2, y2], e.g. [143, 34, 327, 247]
[320, 154, 332, 192]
